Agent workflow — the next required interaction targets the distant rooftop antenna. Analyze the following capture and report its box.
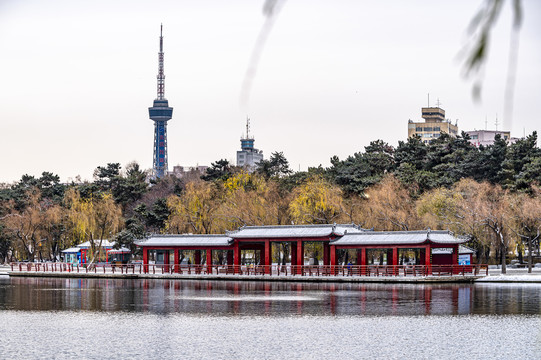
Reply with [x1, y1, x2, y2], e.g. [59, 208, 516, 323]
[485, 116, 488, 130]
[427, 93, 430, 107]
[436, 98, 442, 108]
[246, 117, 251, 139]
[495, 114, 499, 131]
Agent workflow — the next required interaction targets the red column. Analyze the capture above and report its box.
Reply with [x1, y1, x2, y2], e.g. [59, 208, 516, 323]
[452, 244, 459, 274]
[291, 243, 297, 266]
[206, 249, 213, 274]
[174, 249, 180, 273]
[425, 245, 432, 275]
[143, 248, 148, 274]
[392, 247, 398, 275]
[296, 240, 304, 274]
[163, 250, 170, 273]
[330, 245, 336, 275]
[195, 250, 201, 264]
[360, 247, 366, 275]
[323, 243, 330, 265]
[234, 241, 240, 274]
[264, 240, 271, 274]
[164, 250, 169, 264]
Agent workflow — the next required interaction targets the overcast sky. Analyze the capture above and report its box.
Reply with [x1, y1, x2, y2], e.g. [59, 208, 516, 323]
[0, 0, 540, 183]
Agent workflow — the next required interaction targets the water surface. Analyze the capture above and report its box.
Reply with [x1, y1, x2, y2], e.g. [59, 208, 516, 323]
[0, 276, 540, 359]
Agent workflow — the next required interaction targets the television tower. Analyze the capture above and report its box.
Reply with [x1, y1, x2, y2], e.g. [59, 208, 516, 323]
[148, 24, 173, 178]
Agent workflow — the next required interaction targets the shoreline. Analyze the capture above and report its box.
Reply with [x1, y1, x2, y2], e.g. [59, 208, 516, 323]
[3, 265, 541, 283]
[0, 270, 486, 283]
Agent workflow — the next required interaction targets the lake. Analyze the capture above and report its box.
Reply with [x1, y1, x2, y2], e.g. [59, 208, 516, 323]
[0, 276, 540, 359]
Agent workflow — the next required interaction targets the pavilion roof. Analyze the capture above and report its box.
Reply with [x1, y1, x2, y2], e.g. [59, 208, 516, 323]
[61, 247, 81, 253]
[331, 230, 468, 246]
[459, 245, 475, 254]
[108, 247, 131, 254]
[227, 224, 364, 239]
[77, 239, 115, 249]
[135, 234, 233, 247]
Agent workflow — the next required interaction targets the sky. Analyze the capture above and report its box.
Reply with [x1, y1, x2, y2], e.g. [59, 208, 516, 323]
[0, 0, 540, 183]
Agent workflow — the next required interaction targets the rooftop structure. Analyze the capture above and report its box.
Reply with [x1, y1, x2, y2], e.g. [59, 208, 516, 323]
[227, 224, 364, 239]
[137, 234, 233, 247]
[236, 117, 263, 169]
[408, 103, 458, 143]
[331, 230, 467, 246]
[148, 25, 173, 178]
[465, 129, 518, 147]
[170, 165, 209, 179]
[61, 239, 119, 264]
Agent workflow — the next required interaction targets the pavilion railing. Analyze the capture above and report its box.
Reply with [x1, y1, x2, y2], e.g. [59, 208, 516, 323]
[8, 263, 489, 277]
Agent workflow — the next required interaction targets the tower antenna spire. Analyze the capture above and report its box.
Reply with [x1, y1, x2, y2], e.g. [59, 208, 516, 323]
[157, 23, 165, 100]
[149, 24, 173, 179]
[246, 117, 251, 138]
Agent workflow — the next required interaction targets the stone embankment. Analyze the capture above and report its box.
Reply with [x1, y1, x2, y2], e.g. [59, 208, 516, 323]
[2, 264, 540, 283]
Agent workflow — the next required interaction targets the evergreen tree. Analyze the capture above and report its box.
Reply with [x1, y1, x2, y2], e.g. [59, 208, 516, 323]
[201, 159, 233, 182]
[394, 135, 427, 170]
[93, 163, 122, 192]
[474, 134, 508, 183]
[329, 140, 394, 196]
[113, 162, 148, 209]
[256, 151, 292, 179]
[499, 132, 539, 190]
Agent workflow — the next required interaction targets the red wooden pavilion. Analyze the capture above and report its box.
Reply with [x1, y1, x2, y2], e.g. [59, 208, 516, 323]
[136, 224, 469, 274]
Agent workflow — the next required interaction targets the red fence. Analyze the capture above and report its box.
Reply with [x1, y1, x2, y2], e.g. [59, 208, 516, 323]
[9, 263, 489, 277]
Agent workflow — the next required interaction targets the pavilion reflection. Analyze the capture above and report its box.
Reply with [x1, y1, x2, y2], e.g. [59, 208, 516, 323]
[1, 277, 540, 316]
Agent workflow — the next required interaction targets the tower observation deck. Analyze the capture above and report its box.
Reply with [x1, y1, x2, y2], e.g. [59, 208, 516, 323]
[148, 24, 173, 178]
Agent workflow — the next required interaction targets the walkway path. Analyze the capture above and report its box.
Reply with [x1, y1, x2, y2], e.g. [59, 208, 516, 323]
[3, 264, 541, 282]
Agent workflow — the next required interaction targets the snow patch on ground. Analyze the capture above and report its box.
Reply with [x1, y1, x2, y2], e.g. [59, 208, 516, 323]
[476, 274, 541, 282]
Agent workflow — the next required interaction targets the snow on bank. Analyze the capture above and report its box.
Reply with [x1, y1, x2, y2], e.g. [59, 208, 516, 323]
[476, 274, 541, 282]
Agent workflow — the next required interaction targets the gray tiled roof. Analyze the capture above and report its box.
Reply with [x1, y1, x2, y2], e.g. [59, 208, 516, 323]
[136, 234, 233, 247]
[61, 247, 81, 253]
[459, 245, 475, 254]
[331, 230, 467, 246]
[227, 224, 363, 239]
[108, 247, 131, 253]
[77, 240, 116, 248]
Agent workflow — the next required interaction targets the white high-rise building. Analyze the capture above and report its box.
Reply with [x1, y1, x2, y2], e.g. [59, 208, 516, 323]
[236, 118, 263, 169]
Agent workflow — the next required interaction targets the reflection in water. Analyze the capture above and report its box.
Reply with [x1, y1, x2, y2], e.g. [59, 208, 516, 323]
[0, 276, 540, 316]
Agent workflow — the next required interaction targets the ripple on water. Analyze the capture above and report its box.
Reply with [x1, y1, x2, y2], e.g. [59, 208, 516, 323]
[0, 311, 539, 360]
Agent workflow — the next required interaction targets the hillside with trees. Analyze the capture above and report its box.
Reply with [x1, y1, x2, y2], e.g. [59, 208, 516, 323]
[1, 132, 540, 271]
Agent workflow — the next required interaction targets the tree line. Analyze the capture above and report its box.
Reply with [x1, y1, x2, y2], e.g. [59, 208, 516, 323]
[1, 131, 540, 272]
